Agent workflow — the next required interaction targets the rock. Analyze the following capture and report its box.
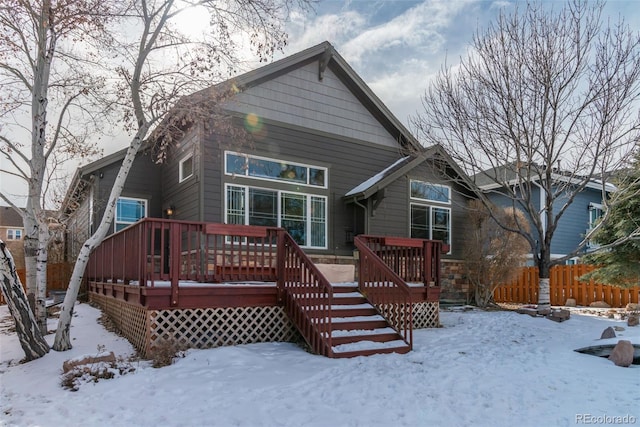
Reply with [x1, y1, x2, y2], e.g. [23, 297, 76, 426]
[600, 326, 616, 339]
[614, 326, 625, 332]
[62, 352, 116, 373]
[608, 340, 634, 367]
[537, 307, 552, 316]
[626, 303, 640, 312]
[589, 301, 610, 308]
[547, 308, 570, 322]
[516, 307, 539, 317]
[565, 298, 577, 307]
[628, 315, 639, 327]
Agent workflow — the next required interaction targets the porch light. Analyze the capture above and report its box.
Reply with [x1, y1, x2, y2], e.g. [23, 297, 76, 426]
[165, 206, 175, 217]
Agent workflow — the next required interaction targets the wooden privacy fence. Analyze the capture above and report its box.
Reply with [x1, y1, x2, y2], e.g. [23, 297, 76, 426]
[0, 262, 73, 305]
[493, 265, 640, 308]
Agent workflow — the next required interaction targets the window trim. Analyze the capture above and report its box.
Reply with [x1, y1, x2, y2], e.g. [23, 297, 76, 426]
[6, 228, 23, 240]
[409, 179, 451, 205]
[588, 202, 604, 230]
[114, 196, 148, 232]
[224, 151, 328, 189]
[179, 153, 194, 183]
[224, 183, 328, 249]
[409, 202, 452, 254]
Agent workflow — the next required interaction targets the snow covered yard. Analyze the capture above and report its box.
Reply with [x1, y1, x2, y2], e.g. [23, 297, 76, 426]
[0, 303, 638, 427]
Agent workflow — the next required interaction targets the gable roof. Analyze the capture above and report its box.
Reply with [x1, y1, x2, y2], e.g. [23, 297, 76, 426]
[474, 163, 617, 192]
[0, 206, 24, 228]
[344, 144, 474, 202]
[151, 41, 421, 152]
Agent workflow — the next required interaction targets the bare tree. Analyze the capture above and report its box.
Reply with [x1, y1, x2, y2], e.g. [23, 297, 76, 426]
[413, 0, 640, 312]
[464, 200, 529, 308]
[52, 0, 312, 351]
[0, 0, 118, 340]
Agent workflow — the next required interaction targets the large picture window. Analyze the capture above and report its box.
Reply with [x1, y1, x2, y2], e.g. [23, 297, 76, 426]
[410, 180, 450, 204]
[225, 184, 327, 249]
[115, 197, 147, 232]
[225, 152, 327, 188]
[410, 204, 451, 249]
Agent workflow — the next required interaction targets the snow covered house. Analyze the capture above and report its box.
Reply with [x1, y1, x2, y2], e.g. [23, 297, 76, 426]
[61, 42, 475, 358]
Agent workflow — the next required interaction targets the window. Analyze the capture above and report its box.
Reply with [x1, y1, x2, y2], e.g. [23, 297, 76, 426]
[6, 229, 22, 240]
[115, 197, 147, 231]
[225, 152, 327, 188]
[588, 203, 603, 230]
[179, 154, 194, 182]
[410, 180, 451, 204]
[410, 204, 451, 248]
[225, 184, 327, 249]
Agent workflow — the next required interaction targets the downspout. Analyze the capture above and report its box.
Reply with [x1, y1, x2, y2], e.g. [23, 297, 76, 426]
[353, 198, 369, 235]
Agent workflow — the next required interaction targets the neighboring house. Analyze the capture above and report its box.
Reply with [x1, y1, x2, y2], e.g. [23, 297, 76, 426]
[0, 206, 25, 270]
[62, 41, 475, 300]
[475, 164, 615, 264]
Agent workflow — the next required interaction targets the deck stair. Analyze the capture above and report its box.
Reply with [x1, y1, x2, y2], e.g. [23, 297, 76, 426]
[323, 283, 411, 358]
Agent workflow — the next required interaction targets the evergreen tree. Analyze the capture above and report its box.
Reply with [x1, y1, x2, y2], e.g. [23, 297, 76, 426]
[583, 149, 640, 287]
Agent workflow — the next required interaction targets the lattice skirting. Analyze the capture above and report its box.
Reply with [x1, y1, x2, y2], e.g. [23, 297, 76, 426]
[148, 306, 298, 356]
[374, 301, 440, 330]
[412, 301, 440, 329]
[89, 293, 150, 355]
[89, 294, 299, 358]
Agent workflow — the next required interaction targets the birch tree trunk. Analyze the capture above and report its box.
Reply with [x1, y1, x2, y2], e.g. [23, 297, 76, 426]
[53, 129, 148, 351]
[0, 240, 49, 361]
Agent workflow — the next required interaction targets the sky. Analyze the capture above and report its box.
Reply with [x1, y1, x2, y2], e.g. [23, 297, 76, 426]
[0, 302, 638, 426]
[2, 0, 640, 207]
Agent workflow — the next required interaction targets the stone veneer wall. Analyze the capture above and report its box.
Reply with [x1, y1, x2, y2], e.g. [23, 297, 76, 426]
[310, 254, 472, 304]
[440, 259, 472, 304]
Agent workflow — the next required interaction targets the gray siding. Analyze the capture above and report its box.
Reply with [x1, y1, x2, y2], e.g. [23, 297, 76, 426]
[368, 162, 474, 259]
[224, 62, 399, 148]
[161, 127, 201, 221]
[91, 152, 163, 234]
[202, 118, 405, 256]
[65, 192, 91, 261]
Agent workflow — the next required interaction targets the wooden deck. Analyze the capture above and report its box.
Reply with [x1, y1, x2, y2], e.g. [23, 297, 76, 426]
[86, 219, 445, 358]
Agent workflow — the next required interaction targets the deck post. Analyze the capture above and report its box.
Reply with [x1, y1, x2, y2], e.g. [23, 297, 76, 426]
[276, 229, 285, 303]
[423, 240, 432, 286]
[170, 222, 180, 307]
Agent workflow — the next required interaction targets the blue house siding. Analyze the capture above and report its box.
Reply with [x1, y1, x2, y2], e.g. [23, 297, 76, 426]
[485, 183, 605, 258]
[551, 187, 603, 256]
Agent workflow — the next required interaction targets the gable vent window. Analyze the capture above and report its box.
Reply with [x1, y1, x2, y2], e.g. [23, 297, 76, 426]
[179, 154, 194, 183]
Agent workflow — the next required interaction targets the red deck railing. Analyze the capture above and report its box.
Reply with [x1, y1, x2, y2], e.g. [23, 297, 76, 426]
[280, 233, 334, 357]
[87, 219, 282, 306]
[354, 235, 447, 350]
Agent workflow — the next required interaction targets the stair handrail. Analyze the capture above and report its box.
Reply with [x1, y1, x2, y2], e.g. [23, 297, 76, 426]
[278, 231, 334, 357]
[354, 235, 413, 349]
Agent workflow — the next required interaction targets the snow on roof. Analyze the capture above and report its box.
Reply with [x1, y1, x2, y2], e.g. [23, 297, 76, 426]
[345, 156, 411, 197]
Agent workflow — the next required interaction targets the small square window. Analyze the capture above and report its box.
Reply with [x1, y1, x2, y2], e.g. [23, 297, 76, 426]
[7, 229, 23, 240]
[179, 154, 194, 183]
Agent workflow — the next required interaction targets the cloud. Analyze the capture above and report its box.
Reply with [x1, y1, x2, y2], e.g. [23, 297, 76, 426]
[338, 0, 475, 65]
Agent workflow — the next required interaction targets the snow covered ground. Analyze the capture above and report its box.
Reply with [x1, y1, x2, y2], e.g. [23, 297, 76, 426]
[0, 302, 638, 427]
